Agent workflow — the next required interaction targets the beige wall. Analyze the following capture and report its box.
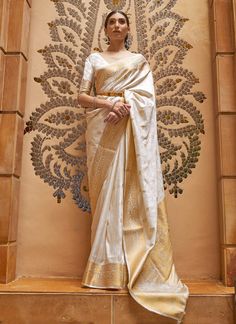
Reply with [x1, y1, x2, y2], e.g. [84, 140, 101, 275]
[166, 0, 220, 280]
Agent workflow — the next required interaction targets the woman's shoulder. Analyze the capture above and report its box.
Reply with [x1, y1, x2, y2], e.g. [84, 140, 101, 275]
[82, 52, 101, 69]
[119, 51, 148, 63]
[129, 52, 148, 62]
[84, 51, 104, 64]
[125, 51, 144, 58]
[84, 52, 97, 60]
[134, 52, 147, 60]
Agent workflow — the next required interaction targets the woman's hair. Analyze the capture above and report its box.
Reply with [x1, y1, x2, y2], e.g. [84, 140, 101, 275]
[104, 10, 131, 49]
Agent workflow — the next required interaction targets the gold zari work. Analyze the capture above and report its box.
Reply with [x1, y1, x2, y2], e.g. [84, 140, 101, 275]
[82, 261, 128, 288]
[80, 53, 189, 323]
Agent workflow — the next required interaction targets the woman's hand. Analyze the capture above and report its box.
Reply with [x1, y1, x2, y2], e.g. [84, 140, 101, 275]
[104, 100, 131, 124]
[104, 111, 121, 124]
[111, 101, 131, 118]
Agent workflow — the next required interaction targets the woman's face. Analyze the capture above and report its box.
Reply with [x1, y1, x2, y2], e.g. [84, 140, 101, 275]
[105, 12, 130, 43]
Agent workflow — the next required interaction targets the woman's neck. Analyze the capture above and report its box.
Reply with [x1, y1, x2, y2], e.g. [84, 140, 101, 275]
[106, 42, 127, 53]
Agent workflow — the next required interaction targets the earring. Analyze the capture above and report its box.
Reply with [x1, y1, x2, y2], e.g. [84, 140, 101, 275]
[125, 33, 132, 49]
[104, 35, 110, 45]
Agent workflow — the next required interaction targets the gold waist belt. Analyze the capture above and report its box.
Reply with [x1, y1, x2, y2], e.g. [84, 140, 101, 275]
[97, 91, 124, 97]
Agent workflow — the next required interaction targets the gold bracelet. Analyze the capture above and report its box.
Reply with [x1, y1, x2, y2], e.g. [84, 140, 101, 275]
[110, 101, 117, 112]
[93, 96, 97, 109]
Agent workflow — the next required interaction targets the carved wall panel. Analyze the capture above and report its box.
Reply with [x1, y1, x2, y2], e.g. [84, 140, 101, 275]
[24, 0, 206, 209]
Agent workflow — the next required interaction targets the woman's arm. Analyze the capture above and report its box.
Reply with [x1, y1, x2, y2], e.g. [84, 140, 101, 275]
[78, 55, 131, 119]
[78, 92, 112, 110]
[78, 93, 131, 121]
[78, 93, 121, 124]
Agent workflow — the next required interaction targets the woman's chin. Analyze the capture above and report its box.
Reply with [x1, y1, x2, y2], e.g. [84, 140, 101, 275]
[110, 36, 124, 42]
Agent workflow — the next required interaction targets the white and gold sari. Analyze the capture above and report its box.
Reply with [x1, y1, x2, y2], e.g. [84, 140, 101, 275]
[79, 52, 189, 323]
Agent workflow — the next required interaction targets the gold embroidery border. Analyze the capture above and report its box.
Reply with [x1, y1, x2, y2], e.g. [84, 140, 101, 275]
[122, 120, 189, 321]
[82, 261, 128, 289]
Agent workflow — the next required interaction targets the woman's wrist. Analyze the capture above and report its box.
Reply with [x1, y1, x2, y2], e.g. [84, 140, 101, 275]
[106, 100, 114, 111]
[110, 101, 117, 112]
[93, 96, 97, 109]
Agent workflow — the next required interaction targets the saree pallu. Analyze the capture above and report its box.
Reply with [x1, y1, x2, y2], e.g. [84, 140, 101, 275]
[81, 54, 189, 323]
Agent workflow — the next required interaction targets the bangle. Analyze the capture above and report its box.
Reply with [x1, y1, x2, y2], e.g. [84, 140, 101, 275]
[93, 96, 97, 109]
[110, 100, 117, 112]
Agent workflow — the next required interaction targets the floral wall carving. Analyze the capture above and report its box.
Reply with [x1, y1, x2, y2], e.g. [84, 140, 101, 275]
[24, 0, 206, 210]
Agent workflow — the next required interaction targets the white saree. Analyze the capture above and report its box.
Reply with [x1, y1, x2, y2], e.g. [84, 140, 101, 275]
[79, 52, 189, 323]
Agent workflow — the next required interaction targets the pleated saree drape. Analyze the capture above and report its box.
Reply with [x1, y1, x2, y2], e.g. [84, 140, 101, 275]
[79, 52, 189, 323]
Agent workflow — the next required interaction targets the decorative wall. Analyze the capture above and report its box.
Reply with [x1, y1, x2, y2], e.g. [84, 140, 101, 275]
[16, 0, 220, 280]
[24, 0, 206, 207]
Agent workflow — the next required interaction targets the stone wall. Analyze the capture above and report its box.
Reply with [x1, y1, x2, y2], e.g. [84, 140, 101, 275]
[0, 0, 30, 283]
[210, 0, 236, 286]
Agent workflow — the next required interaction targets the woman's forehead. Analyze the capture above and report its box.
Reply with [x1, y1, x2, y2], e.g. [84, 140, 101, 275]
[108, 13, 126, 20]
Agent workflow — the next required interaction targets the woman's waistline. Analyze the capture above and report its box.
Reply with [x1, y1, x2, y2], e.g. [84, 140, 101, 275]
[96, 91, 125, 97]
[96, 91, 126, 103]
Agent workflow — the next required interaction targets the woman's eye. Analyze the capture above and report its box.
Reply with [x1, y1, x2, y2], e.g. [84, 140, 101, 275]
[108, 19, 126, 25]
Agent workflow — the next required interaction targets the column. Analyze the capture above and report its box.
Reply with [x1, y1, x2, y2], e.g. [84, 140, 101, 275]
[0, 0, 30, 283]
[210, 0, 236, 286]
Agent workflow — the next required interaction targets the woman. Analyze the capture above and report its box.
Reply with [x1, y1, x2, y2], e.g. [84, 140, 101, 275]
[78, 10, 189, 324]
